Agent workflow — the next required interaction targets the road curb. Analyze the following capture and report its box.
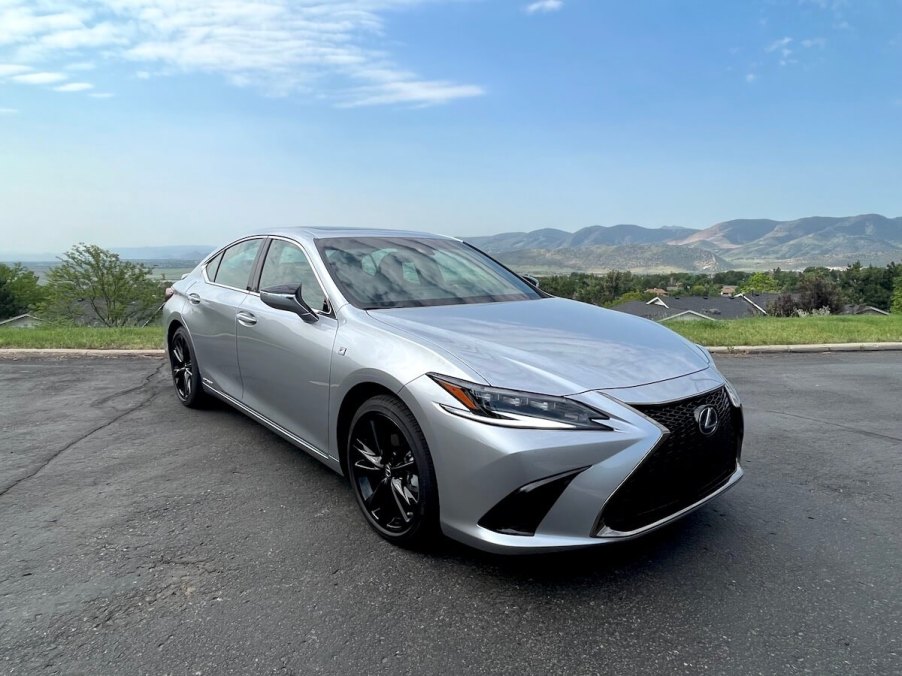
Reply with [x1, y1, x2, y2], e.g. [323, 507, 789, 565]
[1, 343, 901, 359]
[0, 348, 166, 359]
[706, 342, 902, 354]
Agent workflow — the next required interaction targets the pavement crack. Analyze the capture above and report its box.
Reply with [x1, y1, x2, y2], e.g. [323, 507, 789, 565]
[761, 409, 902, 443]
[0, 362, 168, 499]
[91, 359, 167, 408]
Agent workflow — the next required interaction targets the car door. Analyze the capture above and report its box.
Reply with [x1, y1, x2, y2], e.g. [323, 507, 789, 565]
[236, 238, 337, 455]
[188, 238, 264, 398]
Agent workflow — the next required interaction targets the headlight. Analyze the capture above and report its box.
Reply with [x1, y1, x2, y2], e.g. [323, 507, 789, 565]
[724, 378, 741, 407]
[428, 374, 612, 430]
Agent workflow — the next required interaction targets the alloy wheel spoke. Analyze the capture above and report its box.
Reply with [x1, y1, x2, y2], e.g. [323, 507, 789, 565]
[390, 478, 413, 522]
[392, 458, 415, 472]
[353, 440, 383, 471]
[368, 420, 384, 460]
[364, 479, 387, 511]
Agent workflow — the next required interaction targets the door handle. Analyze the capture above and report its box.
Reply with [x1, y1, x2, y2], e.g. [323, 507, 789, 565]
[236, 311, 257, 326]
[187, 293, 201, 304]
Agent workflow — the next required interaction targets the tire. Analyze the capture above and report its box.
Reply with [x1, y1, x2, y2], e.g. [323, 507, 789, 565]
[167, 326, 209, 409]
[346, 395, 439, 548]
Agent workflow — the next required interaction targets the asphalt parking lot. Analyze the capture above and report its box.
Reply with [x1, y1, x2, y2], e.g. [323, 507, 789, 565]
[1, 353, 900, 675]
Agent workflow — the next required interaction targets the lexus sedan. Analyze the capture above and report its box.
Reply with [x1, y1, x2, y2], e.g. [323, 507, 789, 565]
[163, 228, 743, 553]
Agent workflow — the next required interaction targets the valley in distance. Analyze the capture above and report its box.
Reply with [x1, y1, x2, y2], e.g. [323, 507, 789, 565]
[3, 214, 900, 277]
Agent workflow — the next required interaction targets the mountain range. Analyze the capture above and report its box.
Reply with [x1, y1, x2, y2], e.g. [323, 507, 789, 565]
[465, 214, 902, 273]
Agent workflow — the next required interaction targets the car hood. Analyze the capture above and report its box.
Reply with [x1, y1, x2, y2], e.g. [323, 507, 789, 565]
[368, 297, 710, 395]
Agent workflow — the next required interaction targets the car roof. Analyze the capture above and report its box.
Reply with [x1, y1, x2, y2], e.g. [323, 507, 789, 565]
[264, 226, 459, 242]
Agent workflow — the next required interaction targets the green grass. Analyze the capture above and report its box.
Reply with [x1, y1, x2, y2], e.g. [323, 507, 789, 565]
[668, 314, 902, 346]
[0, 326, 165, 349]
[0, 315, 900, 350]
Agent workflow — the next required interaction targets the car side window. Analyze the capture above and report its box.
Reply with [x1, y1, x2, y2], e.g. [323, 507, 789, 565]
[259, 240, 329, 312]
[205, 251, 224, 281]
[214, 239, 262, 290]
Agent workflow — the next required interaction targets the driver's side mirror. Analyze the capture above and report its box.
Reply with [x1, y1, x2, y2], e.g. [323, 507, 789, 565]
[521, 274, 540, 289]
[260, 284, 319, 323]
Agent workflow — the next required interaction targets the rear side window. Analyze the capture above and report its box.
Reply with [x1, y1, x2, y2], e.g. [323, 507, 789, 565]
[214, 239, 262, 290]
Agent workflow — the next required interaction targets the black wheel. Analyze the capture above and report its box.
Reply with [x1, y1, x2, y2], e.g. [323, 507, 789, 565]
[346, 395, 438, 547]
[168, 326, 208, 408]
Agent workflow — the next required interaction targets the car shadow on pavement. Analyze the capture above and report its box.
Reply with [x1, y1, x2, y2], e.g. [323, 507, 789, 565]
[207, 397, 746, 590]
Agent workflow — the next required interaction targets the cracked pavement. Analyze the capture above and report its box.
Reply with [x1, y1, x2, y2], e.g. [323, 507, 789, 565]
[0, 353, 900, 675]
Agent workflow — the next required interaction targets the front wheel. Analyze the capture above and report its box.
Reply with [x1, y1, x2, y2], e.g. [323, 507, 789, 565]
[346, 395, 439, 548]
[168, 326, 209, 408]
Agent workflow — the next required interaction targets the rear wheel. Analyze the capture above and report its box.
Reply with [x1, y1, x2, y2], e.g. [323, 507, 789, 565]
[346, 395, 438, 548]
[168, 326, 208, 408]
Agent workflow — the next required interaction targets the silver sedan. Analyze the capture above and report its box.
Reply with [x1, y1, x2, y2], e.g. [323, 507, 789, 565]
[163, 228, 744, 553]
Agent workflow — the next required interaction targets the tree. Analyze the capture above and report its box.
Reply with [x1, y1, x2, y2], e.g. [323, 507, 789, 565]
[43, 244, 162, 327]
[892, 275, 902, 314]
[767, 293, 799, 317]
[797, 274, 843, 314]
[0, 263, 45, 319]
[740, 271, 781, 293]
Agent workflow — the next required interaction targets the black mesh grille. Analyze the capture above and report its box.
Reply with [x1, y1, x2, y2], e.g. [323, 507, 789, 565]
[600, 387, 739, 533]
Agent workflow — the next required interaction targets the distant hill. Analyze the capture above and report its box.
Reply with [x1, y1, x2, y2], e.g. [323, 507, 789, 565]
[495, 244, 732, 274]
[467, 224, 695, 252]
[676, 214, 902, 267]
[113, 245, 213, 261]
[466, 214, 902, 272]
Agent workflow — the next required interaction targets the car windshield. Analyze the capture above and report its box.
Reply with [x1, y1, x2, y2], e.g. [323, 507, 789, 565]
[316, 237, 542, 309]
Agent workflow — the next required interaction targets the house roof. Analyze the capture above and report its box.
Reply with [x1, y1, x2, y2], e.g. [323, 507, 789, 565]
[612, 295, 762, 320]
[610, 300, 671, 320]
[843, 304, 890, 316]
[0, 313, 41, 326]
[669, 296, 761, 319]
[660, 310, 717, 322]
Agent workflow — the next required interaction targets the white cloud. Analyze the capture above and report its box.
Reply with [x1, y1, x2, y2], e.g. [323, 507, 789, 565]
[0, 107, 18, 114]
[11, 71, 68, 84]
[746, 73, 757, 83]
[340, 80, 485, 107]
[524, 0, 563, 14]
[801, 37, 826, 48]
[0, 0, 483, 107]
[54, 82, 94, 92]
[66, 61, 96, 71]
[89, 92, 114, 98]
[0, 63, 31, 77]
[766, 37, 793, 53]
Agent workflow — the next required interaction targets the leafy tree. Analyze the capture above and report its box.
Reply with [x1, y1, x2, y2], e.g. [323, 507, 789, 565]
[0, 263, 45, 319]
[892, 276, 902, 314]
[767, 293, 800, 317]
[740, 271, 781, 293]
[43, 244, 162, 327]
[797, 274, 843, 314]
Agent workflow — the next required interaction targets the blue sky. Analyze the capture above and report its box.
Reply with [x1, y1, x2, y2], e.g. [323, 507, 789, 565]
[1, 0, 900, 253]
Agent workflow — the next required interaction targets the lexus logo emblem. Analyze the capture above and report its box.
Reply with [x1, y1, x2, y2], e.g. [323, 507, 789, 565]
[694, 405, 719, 436]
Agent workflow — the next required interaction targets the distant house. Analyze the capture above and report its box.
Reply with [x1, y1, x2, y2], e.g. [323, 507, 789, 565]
[611, 294, 766, 321]
[0, 313, 43, 328]
[645, 287, 668, 297]
[843, 305, 890, 316]
[720, 285, 737, 297]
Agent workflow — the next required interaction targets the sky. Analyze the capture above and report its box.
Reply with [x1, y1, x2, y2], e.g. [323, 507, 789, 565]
[1, 0, 901, 254]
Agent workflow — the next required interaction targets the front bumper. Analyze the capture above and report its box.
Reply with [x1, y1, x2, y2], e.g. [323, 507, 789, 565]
[400, 368, 744, 554]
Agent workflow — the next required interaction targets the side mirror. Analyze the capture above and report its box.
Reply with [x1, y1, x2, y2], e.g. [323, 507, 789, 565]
[521, 274, 540, 289]
[260, 284, 319, 323]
